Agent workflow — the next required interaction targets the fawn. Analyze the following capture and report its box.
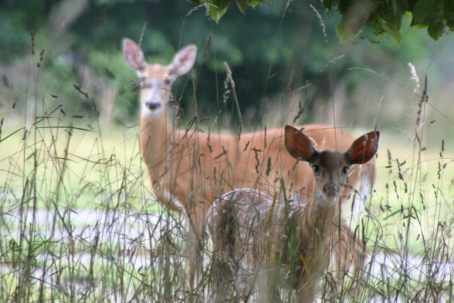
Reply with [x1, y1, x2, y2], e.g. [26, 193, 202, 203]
[122, 37, 376, 291]
[207, 125, 379, 302]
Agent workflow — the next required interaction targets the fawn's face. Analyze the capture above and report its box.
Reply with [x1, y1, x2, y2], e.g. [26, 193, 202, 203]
[309, 151, 351, 202]
[122, 38, 197, 118]
[285, 125, 379, 205]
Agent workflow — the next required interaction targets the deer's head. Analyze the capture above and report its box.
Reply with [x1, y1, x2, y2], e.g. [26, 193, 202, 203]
[285, 125, 379, 206]
[122, 38, 197, 118]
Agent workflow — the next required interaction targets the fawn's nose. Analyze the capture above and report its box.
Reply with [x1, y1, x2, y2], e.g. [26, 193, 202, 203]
[145, 101, 161, 111]
[323, 183, 338, 198]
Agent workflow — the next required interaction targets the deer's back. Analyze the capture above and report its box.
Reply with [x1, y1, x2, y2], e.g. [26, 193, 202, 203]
[154, 124, 365, 219]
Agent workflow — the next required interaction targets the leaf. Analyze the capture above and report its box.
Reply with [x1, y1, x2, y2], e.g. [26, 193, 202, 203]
[235, 0, 262, 12]
[235, 0, 248, 13]
[205, 0, 230, 23]
[382, 21, 401, 42]
[248, 0, 262, 7]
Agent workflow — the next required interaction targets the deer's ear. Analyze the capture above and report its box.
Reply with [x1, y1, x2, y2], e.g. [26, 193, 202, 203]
[169, 44, 197, 77]
[285, 125, 318, 162]
[346, 131, 380, 164]
[122, 38, 145, 71]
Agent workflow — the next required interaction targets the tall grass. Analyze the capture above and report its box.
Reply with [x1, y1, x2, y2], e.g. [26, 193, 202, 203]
[1, 56, 454, 303]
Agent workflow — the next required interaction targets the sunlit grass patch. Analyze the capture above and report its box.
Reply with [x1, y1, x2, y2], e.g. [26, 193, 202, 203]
[0, 121, 162, 212]
[362, 132, 454, 255]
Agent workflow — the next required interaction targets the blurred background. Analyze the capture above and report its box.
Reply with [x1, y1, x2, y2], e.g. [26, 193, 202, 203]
[1, 1, 454, 301]
[1, 0, 453, 141]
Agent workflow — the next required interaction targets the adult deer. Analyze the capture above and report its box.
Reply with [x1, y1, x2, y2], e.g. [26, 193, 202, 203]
[122, 38, 375, 289]
[207, 125, 379, 302]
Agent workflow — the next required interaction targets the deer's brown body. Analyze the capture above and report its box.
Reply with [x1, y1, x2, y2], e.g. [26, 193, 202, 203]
[140, 113, 372, 234]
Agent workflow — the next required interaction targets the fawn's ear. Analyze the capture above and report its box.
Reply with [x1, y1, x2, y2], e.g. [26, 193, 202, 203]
[122, 38, 145, 71]
[285, 125, 318, 162]
[169, 44, 197, 78]
[346, 131, 380, 164]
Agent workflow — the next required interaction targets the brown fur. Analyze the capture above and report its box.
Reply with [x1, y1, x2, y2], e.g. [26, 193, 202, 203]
[140, 111, 374, 234]
[207, 189, 366, 302]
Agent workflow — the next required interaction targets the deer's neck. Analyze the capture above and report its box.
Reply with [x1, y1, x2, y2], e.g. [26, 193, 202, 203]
[139, 112, 174, 180]
[299, 192, 339, 256]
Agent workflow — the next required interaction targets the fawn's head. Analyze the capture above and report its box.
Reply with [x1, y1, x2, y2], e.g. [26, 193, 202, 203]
[285, 125, 379, 205]
[122, 38, 197, 118]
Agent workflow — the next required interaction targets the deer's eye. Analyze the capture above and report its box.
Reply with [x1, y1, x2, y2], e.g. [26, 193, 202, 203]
[342, 166, 349, 175]
[164, 78, 171, 85]
[311, 164, 320, 174]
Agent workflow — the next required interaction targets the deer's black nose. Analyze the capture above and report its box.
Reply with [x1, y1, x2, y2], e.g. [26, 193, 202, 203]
[323, 184, 338, 198]
[145, 102, 161, 111]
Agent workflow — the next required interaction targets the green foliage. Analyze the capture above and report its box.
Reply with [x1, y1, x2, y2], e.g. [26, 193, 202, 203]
[412, 0, 445, 39]
[194, 0, 454, 40]
[0, 11, 30, 59]
[0, 0, 435, 124]
[193, 0, 261, 22]
[88, 50, 138, 117]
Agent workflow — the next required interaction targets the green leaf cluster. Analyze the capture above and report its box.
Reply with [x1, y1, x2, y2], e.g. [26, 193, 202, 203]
[194, 0, 454, 40]
[192, 0, 261, 22]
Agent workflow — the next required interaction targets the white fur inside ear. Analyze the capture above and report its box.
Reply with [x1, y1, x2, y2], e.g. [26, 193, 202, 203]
[122, 38, 145, 71]
[169, 45, 197, 77]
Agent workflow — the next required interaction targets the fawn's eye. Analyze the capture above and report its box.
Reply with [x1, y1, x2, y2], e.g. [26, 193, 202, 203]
[342, 166, 349, 175]
[164, 78, 171, 85]
[311, 164, 320, 174]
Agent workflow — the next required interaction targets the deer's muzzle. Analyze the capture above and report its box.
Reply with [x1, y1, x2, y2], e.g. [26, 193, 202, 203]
[322, 183, 338, 198]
